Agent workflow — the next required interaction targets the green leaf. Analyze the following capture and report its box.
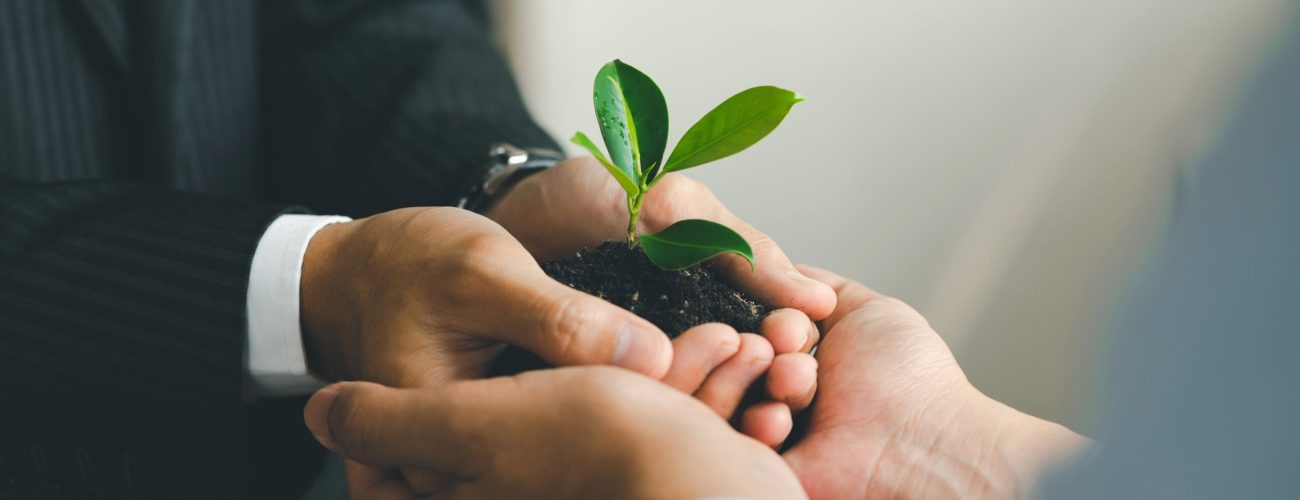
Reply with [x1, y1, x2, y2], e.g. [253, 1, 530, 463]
[663, 86, 803, 174]
[640, 219, 754, 271]
[571, 131, 639, 196]
[610, 60, 668, 182]
[593, 62, 640, 183]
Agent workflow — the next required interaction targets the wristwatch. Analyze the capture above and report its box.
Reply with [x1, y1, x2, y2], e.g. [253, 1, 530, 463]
[456, 143, 565, 212]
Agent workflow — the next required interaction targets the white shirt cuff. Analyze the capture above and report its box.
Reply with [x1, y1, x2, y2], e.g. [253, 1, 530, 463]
[245, 214, 352, 398]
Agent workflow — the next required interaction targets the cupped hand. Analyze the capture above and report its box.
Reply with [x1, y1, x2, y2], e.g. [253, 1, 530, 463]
[782, 266, 1090, 499]
[486, 157, 837, 321]
[663, 315, 819, 448]
[487, 157, 826, 446]
[304, 366, 807, 500]
[330, 316, 817, 497]
[299, 206, 673, 388]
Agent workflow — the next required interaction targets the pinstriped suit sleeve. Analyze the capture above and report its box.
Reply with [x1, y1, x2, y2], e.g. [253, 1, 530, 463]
[0, 176, 297, 498]
[260, 0, 562, 217]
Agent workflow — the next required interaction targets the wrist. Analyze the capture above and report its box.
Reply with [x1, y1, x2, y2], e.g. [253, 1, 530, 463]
[301, 219, 362, 381]
[873, 385, 1090, 499]
[993, 399, 1093, 497]
[482, 168, 541, 221]
[933, 387, 1092, 499]
[459, 143, 563, 213]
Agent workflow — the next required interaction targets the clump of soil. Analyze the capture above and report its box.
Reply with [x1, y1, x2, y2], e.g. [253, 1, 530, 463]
[490, 241, 770, 375]
[545, 242, 769, 336]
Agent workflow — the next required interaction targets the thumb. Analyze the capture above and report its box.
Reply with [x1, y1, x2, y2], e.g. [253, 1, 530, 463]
[795, 264, 891, 331]
[487, 273, 673, 378]
[639, 175, 837, 321]
[303, 381, 515, 475]
[710, 222, 837, 322]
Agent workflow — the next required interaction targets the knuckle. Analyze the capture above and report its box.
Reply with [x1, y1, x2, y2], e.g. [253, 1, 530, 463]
[715, 329, 742, 357]
[720, 226, 775, 274]
[447, 232, 524, 282]
[542, 296, 604, 361]
[735, 333, 775, 365]
[662, 176, 708, 202]
[645, 175, 716, 226]
[658, 173, 707, 197]
[694, 322, 741, 353]
[461, 231, 521, 260]
[746, 229, 778, 255]
[388, 207, 452, 236]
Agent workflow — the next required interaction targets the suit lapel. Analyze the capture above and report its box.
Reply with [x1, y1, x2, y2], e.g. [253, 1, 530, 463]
[66, 0, 129, 72]
[139, 0, 197, 187]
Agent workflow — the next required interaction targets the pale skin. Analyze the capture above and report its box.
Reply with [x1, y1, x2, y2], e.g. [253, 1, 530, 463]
[299, 156, 832, 495]
[305, 265, 1093, 499]
[782, 266, 1092, 499]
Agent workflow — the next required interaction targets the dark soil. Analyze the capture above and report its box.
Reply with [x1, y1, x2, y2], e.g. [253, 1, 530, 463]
[490, 241, 770, 375]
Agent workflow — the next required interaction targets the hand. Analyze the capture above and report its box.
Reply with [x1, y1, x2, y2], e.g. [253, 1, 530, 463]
[299, 206, 673, 387]
[485, 157, 837, 321]
[487, 157, 829, 444]
[303, 366, 807, 499]
[782, 266, 1091, 499]
[330, 319, 813, 497]
[663, 314, 820, 447]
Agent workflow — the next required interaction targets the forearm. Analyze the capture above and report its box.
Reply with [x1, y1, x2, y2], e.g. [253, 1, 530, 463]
[0, 177, 293, 497]
[260, 0, 560, 217]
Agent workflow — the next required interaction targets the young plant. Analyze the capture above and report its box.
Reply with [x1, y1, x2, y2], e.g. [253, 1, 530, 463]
[571, 59, 803, 270]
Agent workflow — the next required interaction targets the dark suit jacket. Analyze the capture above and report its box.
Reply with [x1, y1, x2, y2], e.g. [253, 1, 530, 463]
[0, 0, 558, 498]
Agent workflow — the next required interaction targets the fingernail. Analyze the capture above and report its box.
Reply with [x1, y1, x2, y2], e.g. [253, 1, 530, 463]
[612, 324, 668, 376]
[304, 384, 343, 451]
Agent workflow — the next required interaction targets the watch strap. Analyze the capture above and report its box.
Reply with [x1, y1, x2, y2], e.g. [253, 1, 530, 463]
[457, 143, 564, 212]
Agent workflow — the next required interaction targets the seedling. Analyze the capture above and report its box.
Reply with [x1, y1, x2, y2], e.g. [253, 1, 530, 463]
[571, 59, 803, 270]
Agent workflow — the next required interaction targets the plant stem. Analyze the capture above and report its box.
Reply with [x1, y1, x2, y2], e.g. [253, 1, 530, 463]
[626, 193, 644, 248]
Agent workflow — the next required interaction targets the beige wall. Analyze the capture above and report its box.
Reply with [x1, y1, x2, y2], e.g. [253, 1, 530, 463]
[492, 0, 1296, 428]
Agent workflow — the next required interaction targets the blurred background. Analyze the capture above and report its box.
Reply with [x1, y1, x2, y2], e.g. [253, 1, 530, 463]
[491, 0, 1298, 429]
